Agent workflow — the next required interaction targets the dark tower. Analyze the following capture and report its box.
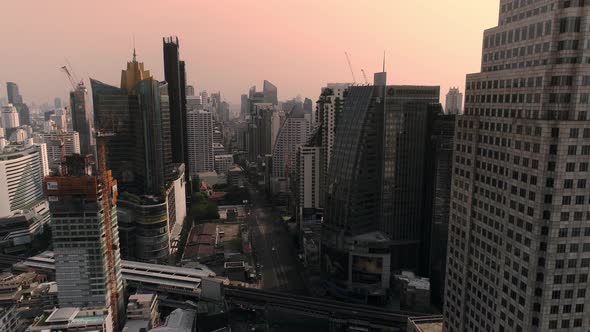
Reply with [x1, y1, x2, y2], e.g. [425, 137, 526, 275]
[163, 37, 188, 177]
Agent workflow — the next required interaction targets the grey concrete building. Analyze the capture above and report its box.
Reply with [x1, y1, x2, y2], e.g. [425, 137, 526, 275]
[444, 1, 590, 331]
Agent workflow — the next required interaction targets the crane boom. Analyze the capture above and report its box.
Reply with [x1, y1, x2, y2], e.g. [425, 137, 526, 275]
[344, 52, 357, 84]
[361, 69, 369, 84]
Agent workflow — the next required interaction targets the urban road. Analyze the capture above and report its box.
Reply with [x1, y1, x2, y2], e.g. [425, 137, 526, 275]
[246, 182, 307, 294]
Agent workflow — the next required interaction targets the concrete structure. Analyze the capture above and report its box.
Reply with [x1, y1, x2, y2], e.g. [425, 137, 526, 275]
[44, 172, 124, 315]
[1, 104, 19, 129]
[272, 109, 309, 180]
[187, 110, 214, 175]
[39, 131, 80, 172]
[214, 154, 233, 175]
[444, 2, 590, 331]
[26, 307, 113, 332]
[297, 146, 322, 210]
[123, 293, 160, 331]
[70, 81, 95, 156]
[444, 87, 462, 115]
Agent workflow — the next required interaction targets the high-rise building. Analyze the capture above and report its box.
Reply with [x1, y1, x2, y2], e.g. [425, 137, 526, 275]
[272, 109, 309, 178]
[70, 82, 95, 156]
[240, 94, 249, 120]
[444, 2, 590, 331]
[187, 110, 214, 175]
[322, 72, 441, 303]
[445, 87, 463, 115]
[163, 37, 188, 173]
[6, 82, 22, 105]
[0, 141, 50, 252]
[316, 83, 350, 206]
[54, 97, 62, 109]
[186, 85, 195, 97]
[1, 104, 20, 129]
[297, 146, 322, 210]
[248, 103, 275, 161]
[44, 162, 124, 319]
[263, 80, 278, 105]
[92, 51, 172, 195]
[303, 97, 313, 116]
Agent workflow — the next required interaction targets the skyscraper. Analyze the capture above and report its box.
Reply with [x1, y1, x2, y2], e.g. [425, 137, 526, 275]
[445, 87, 463, 115]
[303, 97, 313, 116]
[248, 103, 275, 161]
[70, 82, 95, 156]
[6, 82, 21, 105]
[263, 80, 278, 105]
[240, 94, 249, 120]
[272, 109, 310, 179]
[187, 109, 214, 175]
[54, 97, 62, 109]
[444, 2, 590, 331]
[163, 37, 188, 175]
[322, 72, 441, 303]
[44, 159, 124, 325]
[1, 104, 20, 129]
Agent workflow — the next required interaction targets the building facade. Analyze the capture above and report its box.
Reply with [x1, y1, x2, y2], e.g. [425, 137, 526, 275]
[444, 1, 590, 331]
[70, 82, 95, 156]
[445, 87, 463, 115]
[39, 131, 80, 172]
[187, 110, 214, 175]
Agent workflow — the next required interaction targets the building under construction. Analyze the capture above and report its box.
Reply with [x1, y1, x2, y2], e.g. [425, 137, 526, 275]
[43, 155, 124, 330]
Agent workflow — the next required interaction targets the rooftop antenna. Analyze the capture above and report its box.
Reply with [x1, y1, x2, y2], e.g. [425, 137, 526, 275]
[382, 50, 386, 72]
[132, 34, 137, 62]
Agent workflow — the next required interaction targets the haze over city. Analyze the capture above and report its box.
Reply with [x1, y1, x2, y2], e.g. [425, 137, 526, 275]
[1, 0, 497, 105]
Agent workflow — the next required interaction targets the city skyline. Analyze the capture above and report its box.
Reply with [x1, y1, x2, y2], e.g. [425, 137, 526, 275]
[1, 0, 497, 106]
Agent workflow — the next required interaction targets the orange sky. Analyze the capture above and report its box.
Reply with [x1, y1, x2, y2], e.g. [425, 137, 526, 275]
[0, 0, 499, 106]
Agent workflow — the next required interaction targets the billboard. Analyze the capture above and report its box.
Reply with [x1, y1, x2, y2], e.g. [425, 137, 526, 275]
[351, 255, 383, 284]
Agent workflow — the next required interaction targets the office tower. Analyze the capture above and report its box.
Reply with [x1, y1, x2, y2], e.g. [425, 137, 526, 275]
[248, 103, 275, 161]
[186, 85, 195, 96]
[214, 154, 233, 174]
[220, 101, 230, 122]
[425, 114, 455, 308]
[44, 160, 124, 322]
[39, 131, 81, 172]
[240, 94, 248, 120]
[445, 87, 463, 115]
[272, 109, 310, 179]
[186, 95, 202, 110]
[187, 110, 214, 175]
[6, 82, 30, 126]
[0, 141, 50, 252]
[1, 104, 20, 129]
[54, 97, 62, 109]
[6, 82, 22, 104]
[322, 72, 441, 303]
[316, 83, 350, 206]
[70, 82, 95, 156]
[163, 37, 188, 172]
[303, 97, 313, 115]
[297, 145, 322, 210]
[444, 1, 590, 331]
[444, 2, 590, 331]
[92, 51, 172, 194]
[263, 80, 278, 105]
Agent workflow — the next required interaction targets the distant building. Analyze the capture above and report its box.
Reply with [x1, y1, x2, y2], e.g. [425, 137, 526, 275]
[70, 82, 95, 156]
[303, 97, 312, 115]
[187, 110, 214, 175]
[248, 103, 275, 161]
[38, 131, 80, 173]
[149, 308, 196, 332]
[444, 87, 462, 115]
[54, 97, 62, 109]
[240, 94, 248, 120]
[263, 80, 278, 105]
[186, 95, 202, 110]
[228, 165, 244, 187]
[6, 82, 22, 105]
[297, 146, 322, 210]
[123, 293, 160, 332]
[214, 154, 233, 174]
[1, 104, 20, 129]
[186, 85, 195, 96]
[272, 110, 309, 180]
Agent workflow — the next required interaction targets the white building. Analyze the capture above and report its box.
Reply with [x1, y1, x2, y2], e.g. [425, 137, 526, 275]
[298, 146, 322, 210]
[0, 104, 19, 129]
[187, 110, 214, 176]
[272, 110, 310, 179]
[38, 131, 81, 172]
[444, 87, 462, 115]
[214, 154, 233, 174]
[316, 83, 350, 175]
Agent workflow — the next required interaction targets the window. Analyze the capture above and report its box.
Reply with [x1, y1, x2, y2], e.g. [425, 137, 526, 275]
[566, 163, 576, 172]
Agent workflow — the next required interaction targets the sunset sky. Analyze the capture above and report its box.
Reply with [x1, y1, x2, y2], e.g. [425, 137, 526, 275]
[1, 0, 499, 107]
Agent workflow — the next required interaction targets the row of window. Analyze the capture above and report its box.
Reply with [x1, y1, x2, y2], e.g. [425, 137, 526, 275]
[483, 41, 551, 63]
[484, 20, 552, 49]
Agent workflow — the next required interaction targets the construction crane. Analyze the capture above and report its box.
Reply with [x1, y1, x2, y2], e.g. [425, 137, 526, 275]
[95, 118, 120, 331]
[344, 52, 357, 84]
[60, 65, 77, 91]
[361, 69, 369, 84]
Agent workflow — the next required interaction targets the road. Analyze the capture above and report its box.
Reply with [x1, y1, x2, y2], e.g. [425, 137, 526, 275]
[247, 183, 307, 294]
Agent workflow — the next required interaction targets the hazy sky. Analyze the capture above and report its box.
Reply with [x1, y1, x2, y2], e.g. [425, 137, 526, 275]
[0, 0, 499, 106]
